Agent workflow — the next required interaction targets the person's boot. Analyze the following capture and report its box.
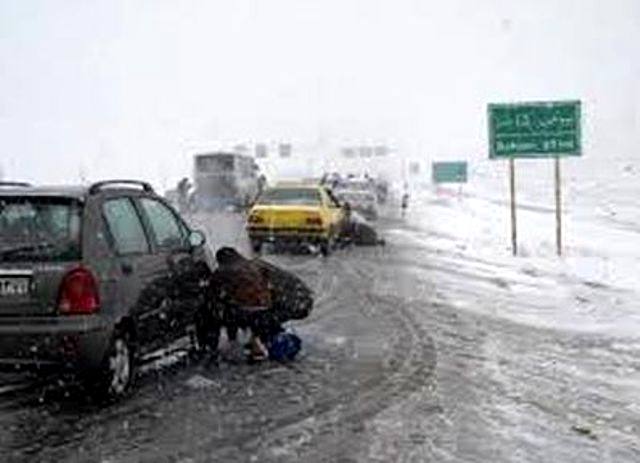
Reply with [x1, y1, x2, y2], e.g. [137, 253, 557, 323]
[248, 335, 268, 362]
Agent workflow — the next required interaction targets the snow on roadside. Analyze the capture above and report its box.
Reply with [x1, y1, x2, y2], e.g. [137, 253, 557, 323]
[399, 157, 640, 335]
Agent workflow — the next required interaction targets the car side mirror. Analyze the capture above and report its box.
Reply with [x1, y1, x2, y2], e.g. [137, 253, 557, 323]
[189, 230, 206, 248]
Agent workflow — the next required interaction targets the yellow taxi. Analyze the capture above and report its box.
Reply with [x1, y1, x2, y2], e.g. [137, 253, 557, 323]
[246, 182, 347, 255]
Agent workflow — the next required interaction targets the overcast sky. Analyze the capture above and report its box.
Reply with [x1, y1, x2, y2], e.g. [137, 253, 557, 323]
[1, 0, 639, 187]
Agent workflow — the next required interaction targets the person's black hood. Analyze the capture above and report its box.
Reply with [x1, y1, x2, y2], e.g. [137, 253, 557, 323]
[216, 247, 245, 266]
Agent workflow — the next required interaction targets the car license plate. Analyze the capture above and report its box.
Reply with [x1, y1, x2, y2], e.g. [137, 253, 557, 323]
[0, 277, 32, 297]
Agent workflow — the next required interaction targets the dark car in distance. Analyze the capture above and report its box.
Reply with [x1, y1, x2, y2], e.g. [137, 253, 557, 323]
[0, 180, 213, 400]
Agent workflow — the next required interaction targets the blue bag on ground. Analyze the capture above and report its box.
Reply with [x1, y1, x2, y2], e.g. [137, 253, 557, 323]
[268, 331, 302, 361]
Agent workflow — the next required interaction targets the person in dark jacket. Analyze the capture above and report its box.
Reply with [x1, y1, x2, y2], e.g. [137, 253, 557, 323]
[341, 202, 386, 246]
[401, 192, 409, 217]
[209, 247, 313, 361]
[177, 177, 191, 213]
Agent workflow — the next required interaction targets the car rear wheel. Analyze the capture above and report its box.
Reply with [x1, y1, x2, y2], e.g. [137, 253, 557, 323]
[92, 329, 136, 402]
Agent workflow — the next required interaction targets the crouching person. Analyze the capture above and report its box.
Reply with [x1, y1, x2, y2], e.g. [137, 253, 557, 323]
[341, 202, 386, 247]
[209, 247, 313, 362]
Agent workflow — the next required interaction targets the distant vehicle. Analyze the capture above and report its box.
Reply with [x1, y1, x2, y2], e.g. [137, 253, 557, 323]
[0, 180, 213, 400]
[246, 183, 347, 256]
[164, 188, 179, 209]
[374, 179, 389, 204]
[336, 189, 379, 221]
[338, 178, 376, 195]
[193, 152, 260, 211]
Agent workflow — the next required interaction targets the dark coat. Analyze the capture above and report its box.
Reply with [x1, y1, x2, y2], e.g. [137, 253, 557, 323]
[209, 258, 271, 310]
[210, 257, 313, 323]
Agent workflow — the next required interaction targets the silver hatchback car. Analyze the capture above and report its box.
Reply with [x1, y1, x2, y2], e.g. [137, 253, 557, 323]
[0, 180, 213, 400]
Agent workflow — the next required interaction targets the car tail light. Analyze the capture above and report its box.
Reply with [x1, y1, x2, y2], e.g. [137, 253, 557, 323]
[248, 214, 264, 224]
[306, 216, 323, 226]
[57, 267, 100, 315]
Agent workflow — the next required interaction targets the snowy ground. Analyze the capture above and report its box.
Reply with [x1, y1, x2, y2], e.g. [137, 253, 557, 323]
[400, 155, 640, 335]
[0, 164, 639, 461]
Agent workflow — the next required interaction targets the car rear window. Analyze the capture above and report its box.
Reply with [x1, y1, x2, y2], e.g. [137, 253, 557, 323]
[0, 196, 82, 262]
[196, 155, 234, 173]
[340, 191, 373, 202]
[257, 188, 321, 206]
[344, 181, 373, 193]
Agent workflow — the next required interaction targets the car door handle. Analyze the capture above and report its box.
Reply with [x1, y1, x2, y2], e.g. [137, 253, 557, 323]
[121, 262, 134, 275]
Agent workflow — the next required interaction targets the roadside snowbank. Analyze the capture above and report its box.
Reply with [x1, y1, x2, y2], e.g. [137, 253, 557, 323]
[398, 156, 640, 335]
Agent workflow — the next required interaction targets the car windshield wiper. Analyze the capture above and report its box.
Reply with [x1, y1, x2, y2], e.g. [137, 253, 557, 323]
[0, 242, 58, 258]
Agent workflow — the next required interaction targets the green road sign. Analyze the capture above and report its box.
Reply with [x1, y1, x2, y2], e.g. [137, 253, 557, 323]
[488, 101, 581, 158]
[432, 161, 468, 184]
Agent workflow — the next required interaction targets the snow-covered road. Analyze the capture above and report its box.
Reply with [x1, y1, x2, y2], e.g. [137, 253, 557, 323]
[0, 183, 638, 462]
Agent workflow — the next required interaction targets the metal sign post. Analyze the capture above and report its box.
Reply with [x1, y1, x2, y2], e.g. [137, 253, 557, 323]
[555, 155, 562, 256]
[488, 100, 581, 257]
[509, 158, 517, 256]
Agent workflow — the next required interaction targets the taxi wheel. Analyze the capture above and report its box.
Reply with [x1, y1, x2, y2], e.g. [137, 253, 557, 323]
[320, 234, 335, 257]
[251, 239, 262, 254]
